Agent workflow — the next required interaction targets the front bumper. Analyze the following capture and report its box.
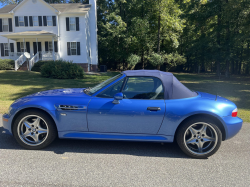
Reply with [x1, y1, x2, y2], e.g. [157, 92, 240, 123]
[2, 113, 13, 135]
[222, 116, 243, 140]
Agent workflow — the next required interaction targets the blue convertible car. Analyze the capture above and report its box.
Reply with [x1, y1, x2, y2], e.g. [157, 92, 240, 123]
[2, 70, 242, 158]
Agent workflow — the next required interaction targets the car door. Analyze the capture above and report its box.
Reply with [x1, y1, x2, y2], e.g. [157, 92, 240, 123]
[87, 76, 166, 134]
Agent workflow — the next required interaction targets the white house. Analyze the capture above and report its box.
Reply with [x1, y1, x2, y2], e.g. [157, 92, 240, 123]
[0, 0, 98, 72]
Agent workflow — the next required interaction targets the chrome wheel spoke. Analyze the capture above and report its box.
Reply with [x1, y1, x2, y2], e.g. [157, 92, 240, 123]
[23, 121, 32, 129]
[203, 136, 215, 143]
[30, 133, 40, 143]
[189, 127, 198, 136]
[32, 117, 41, 127]
[186, 137, 196, 144]
[197, 140, 204, 153]
[199, 124, 207, 136]
[37, 128, 47, 135]
[21, 129, 32, 139]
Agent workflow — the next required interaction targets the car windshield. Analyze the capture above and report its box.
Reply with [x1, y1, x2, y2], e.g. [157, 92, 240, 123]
[84, 73, 123, 95]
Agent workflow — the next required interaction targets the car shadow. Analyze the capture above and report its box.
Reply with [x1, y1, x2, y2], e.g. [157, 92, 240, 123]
[0, 126, 191, 159]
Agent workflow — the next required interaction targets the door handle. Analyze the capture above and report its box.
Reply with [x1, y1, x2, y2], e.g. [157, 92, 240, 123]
[147, 107, 161, 111]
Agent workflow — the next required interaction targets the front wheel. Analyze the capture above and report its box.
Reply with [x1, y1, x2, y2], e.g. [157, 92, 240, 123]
[13, 109, 57, 150]
[176, 117, 222, 159]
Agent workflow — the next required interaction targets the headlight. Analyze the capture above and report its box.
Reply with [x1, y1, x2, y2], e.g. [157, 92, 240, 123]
[7, 106, 13, 115]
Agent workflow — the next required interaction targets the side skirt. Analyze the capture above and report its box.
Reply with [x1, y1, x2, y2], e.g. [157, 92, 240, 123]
[58, 131, 174, 143]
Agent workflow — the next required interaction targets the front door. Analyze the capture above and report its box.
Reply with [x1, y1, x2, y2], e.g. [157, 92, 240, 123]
[87, 76, 166, 134]
[33, 42, 41, 56]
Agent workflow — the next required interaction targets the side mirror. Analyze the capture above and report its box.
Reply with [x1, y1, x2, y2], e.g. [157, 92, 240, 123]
[113, 92, 123, 104]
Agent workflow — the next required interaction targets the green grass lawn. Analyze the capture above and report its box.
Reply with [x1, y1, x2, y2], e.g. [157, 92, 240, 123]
[0, 70, 249, 122]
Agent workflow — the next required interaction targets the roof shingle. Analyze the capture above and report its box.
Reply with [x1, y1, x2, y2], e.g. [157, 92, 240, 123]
[0, 3, 91, 14]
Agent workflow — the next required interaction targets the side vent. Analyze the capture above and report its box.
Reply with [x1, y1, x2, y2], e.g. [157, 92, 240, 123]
[59, 105, 79, 110]
[56, 105, 87, 111]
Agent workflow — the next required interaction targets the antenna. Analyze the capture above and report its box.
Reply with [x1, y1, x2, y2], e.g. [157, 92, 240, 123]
[215, 72, 221, 101]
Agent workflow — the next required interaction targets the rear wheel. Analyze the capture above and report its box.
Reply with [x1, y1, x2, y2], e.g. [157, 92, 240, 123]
[13, 109, 57, 150]
[176, 117, 222, 159]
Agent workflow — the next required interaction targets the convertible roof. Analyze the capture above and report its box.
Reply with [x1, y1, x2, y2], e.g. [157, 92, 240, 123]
[122, 70, 197, 99]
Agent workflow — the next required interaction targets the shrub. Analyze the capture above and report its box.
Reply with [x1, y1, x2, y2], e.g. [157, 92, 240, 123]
[0, 59, 15, 70]
[41, 60, 84, 79]
[31, 60, 49, 72]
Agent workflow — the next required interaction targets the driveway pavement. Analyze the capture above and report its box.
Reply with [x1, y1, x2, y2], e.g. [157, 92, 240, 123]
[0, 114, 249, 187]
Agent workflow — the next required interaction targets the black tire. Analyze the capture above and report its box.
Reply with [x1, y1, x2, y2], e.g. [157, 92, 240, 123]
[176, 117, 222, 159]
[13, 109, 57, 150]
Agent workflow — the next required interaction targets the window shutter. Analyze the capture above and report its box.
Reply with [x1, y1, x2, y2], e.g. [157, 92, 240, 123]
[0, 19, 2, 32]
[43, 16, 47, 26]
[1, 43, 4, 57]
[24, 16, 28, 27]
[8, 18, 12, 32]
[26, 42, 30, 53]
[38, 16, 42, 26]
[67, 42, 71, 55]
[77, 42, 80, 55]
[45, 41, 48, 52]
[29, 16, 33, 26]
[66, 17, 69, 31]
[54, 41, 58, 52]
[76, 17, 79, 31]
[17, 42, 21, 52]
[52, 16, 56, 26]
[10, 43, 14, 52]
[15, 16, 19, 27]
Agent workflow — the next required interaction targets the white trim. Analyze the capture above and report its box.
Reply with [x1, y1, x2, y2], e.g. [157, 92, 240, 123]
[10, 0, 59, 13]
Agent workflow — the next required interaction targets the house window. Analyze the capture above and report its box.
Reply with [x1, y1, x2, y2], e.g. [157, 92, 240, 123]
[4, 43, 9, 56]
[47, 16, 52, 26]
[20, 42, 26, 52]
[71, 42, 77, 55]
[48, 42, 53, 52]
[69, 17, 76, 31]
[33, 16, 38, 26]
[2, 18, 8, 32]
[18, 16, 24, 26]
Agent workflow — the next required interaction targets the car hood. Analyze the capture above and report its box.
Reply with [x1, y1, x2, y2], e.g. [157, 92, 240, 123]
[27, 88, 88, 97]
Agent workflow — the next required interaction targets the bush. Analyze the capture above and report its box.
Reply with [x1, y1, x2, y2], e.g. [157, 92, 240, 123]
[31, 60, 49, 72]
[41, 60, 84, 79]
[0, 59, 15, 70]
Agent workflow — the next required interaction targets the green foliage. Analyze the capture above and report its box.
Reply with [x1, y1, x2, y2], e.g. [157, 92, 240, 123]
[149, 53, 165, 67]
[40, 60, 84, 79]
[31, 61, 49, 72]
[127, 54, 140, 69]
[0, 59, 15, 70]
[149, 52, 186, 70]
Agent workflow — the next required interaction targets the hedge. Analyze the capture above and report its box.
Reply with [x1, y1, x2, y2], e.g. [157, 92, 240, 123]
[0, 59, 15, 70]
[40, 60, 84, 79]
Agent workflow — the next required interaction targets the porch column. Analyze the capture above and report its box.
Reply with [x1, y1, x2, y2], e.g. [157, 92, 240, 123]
[52, 37, 55, 61]
[23, 38, 26, 53]
[8, 39, 10, 59]
[36, 38, 38, 55]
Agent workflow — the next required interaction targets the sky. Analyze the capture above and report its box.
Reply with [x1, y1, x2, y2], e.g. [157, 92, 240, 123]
[0, 3, 4, 9]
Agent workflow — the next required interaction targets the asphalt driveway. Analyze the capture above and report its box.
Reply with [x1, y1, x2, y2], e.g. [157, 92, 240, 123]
[0, 114, 249, 187]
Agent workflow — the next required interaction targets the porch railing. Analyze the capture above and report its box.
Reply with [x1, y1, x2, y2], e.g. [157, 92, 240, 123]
[29, 52, 40, 71]
[15, 54, 26, 71]
[39, 51, 60, 61]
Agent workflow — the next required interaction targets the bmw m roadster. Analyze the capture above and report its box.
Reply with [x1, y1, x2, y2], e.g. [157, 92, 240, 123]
[2, 70, 242, 158]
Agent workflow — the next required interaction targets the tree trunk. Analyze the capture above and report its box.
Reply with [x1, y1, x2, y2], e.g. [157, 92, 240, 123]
[157, 14, 161, 53]
[216, 3, 222, 76]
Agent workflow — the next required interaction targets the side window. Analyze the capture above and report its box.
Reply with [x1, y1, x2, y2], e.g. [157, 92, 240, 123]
[97, 78, 125, 98]
[122, 77, 164, 99]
